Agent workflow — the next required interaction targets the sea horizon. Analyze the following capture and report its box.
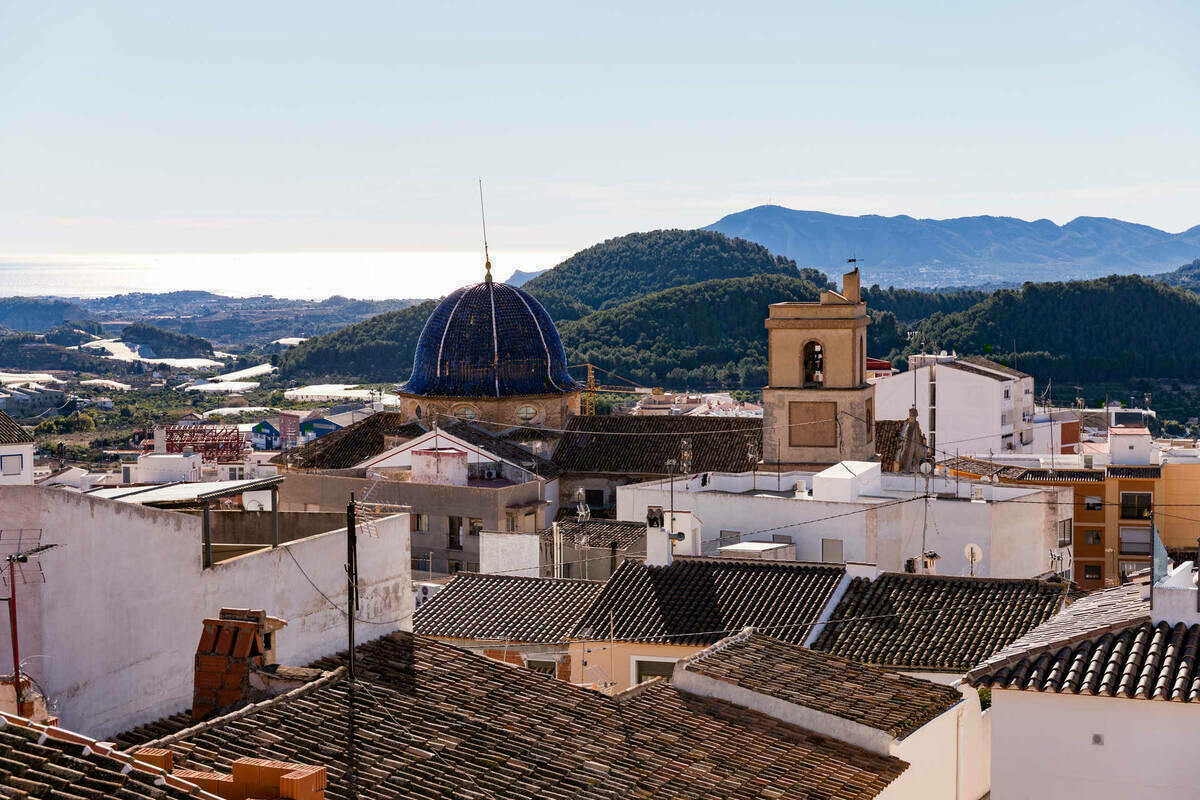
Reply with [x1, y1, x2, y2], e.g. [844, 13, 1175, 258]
[0, 250, 569, 301]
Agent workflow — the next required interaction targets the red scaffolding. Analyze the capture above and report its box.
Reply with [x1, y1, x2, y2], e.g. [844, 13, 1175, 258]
[143, 426, 248, 462]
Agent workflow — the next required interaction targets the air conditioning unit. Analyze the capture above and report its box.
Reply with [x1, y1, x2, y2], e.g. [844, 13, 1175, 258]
[484, 468, 499, 480]
[971, 485, 986, 503]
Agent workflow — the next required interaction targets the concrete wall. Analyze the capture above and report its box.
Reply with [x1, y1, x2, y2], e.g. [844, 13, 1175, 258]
[567, 640, 700, 692]
[0, 485, 411, 738]
[989, 690, 1200, 799]
[479, 530, 541, 577]
[181, 510, 346, 545]
[0, 442, 34, 485]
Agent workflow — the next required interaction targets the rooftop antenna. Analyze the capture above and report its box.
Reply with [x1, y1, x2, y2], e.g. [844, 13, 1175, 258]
[1, 530, 58, 711]
[478, 178, 492, 284]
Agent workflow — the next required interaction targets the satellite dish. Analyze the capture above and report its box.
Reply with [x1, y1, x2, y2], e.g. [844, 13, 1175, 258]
[919, 460, 933, 475]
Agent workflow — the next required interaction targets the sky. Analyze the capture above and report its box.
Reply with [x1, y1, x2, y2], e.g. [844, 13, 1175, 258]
[2, 0, 1198, 268]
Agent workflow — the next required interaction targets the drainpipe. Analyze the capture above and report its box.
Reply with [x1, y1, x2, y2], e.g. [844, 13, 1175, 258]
[271, 485, 279, 548]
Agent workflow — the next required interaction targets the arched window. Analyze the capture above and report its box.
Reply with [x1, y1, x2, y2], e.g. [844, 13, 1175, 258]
[453, 405, 478, 421]
[516, 404, 538, 423]
[414, 404, 423, 419]
[802, 341, 824, 387]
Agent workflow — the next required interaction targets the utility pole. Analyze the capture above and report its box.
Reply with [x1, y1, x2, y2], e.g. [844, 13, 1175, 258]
[2, 539, 57, 713]
[346, 495, 358, 681]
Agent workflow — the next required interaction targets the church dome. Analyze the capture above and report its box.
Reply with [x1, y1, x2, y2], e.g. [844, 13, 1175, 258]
[402, 279, 580, 398]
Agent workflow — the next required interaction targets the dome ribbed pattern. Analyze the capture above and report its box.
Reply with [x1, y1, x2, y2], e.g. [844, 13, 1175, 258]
[402, 281, 579, 398]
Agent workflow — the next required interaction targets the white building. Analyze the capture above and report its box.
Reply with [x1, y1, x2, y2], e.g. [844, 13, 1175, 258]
[0, 411, 34, 486]
[874, 354, 1036, 456]
[617, 460, 1073, 578]
[968, 563, 1200, 800]
[0, 483, 411, 738]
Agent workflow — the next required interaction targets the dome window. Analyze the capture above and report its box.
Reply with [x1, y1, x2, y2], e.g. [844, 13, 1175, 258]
[453, 405, 478, 421]
[516, 405, 538, 423]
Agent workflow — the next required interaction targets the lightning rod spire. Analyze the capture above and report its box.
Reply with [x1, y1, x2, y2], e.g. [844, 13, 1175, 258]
[478, 179, 492, 283]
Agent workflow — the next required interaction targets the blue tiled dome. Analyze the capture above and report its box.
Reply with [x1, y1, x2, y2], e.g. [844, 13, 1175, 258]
[402, 280, 580, 398]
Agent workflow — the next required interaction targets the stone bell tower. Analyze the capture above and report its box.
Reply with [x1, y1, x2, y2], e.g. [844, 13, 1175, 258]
[761, 268, 875, 468]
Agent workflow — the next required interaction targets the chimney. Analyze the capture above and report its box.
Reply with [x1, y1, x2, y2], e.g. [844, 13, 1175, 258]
[842, 268, 861, 304]
[192, 608, 286, 721]
[153, 426, 166, 454]
[644, 505, 672, 567]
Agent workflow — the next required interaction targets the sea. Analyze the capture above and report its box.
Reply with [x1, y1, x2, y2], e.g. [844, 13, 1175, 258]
[0, 251, 568, 301]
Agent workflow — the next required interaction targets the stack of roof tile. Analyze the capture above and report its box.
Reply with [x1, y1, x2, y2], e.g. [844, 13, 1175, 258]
[414, 572, 604, 643]
[811, 573, 1066, 672]
[116, 632, 909, 799]
[573, 557, 844, 645]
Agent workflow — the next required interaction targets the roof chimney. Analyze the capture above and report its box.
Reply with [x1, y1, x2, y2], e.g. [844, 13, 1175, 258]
[192, 608, 286, 721]
[153, 426, 166, 454]
[842, 268, 861, 304]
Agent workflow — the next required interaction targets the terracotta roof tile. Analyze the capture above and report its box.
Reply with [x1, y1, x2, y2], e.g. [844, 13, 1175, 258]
[0, 410, 33, 445]
[811, 573, 1067, 672]
[272, 413, 425, 469]
[573, 557, 844, 645]
[551, 415, 761, 475]
[413, 572, 604, 643]
[682, 631, 963, 737]
[972, 621, 1200, 702]
[117, 632, 908, 799]
[545, 518, 648, 550]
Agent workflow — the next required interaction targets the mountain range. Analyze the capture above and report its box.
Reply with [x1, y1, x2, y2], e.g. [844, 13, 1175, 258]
[706, 206, 1200, 287]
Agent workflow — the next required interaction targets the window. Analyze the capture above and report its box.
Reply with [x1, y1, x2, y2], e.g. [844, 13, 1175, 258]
[1119, 527, 1152, 556]
[410, 513, 429, 533]
[585, 489, 605, 508]
[448, 516, 463, 550]
[413, 553, 431, 572]
[1083, 565, 1102, 581]
[1057, 519, 1073, 547]
[468, 517, 483, 536]
[1085, 530, 1102, 546]
[789, 401, 837, 448]
[634, 659, 677, 684]
[1, 454, 22, 476]
[505, 513, 517, 532]
[516, 405, 538, 422]
[447, 560, 464, 574]
[526, 660, 557, 676]
[1004, 388, 1011, 400]
[452, 405, 478, 421]
[1119, 492, 1152, 520]
[821, 538, 844, 564]
[802, 341, 824, 387]
[1084, 496, 1102, 512]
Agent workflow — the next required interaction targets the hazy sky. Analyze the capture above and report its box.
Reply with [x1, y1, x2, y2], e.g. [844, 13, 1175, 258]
[2, 0, 1198, 257]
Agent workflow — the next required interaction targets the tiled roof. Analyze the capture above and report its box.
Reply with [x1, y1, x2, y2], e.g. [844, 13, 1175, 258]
[413, 572, 604, 643]
[119, 632, 908, 799]
[1106, 464, 1162, 479]
[971, 621, 1200, 702]
[271, 413, 425, 469]
[682, 631, 963, 738]
[547, 518, 648, 550]
[967, 582, 1149, 678]
[811, 573, 1067, 672]
[1014, 467, 1105, 483]
[0, 409, 33, 444]
[573, 557, 844, 645]
[939, 456, 1008, 477]
[440, 420, 562, 478]
[958, 356, 1031, 380]
[875, 420, 903, 470]
[0, 712, 216, 799]
[551, 415, 761, 475]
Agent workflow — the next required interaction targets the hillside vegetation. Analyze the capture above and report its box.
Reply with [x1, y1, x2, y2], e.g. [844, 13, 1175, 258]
[908, 275, 1200, 381]
[0, 298, 88, 332]
[522, 229, 802, 311]
[120, 324, 215, 358]
[1154, 257, 1200, 292]
[278, 299, 438, 381]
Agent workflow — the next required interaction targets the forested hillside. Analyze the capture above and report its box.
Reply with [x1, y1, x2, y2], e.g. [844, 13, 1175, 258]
[278, 299, 438, 381]
[120, 324, 215, 358]
[908, 275, 1200, 381]
[0, 298, 88, 332]
[522, 229, 803, 311]
[1154, 258, 1200, 291]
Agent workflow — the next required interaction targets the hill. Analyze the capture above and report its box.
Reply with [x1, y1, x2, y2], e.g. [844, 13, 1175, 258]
[120, 324, 215, 359]
[0, 334, 125, 374]
[706, 206, 1200, 287]
[278, 299, 438, 382]
[522, 229, 803, 311]
[909, 275, 1200, 382]
[0, 298, 88, 332]
[1153, 257, 1200, 291]
[504, 268, 547, 287]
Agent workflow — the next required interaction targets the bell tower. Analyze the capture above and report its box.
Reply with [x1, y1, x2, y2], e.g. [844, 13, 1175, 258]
[762, 268, 875, 468]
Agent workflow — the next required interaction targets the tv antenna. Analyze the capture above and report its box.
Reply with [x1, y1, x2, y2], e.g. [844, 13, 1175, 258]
[0, 530, 60, 710]
[478, 179, 492, 283]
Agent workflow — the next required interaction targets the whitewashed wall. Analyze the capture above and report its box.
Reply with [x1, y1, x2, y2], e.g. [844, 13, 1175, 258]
[990, 690, 1200, 799]
[0, 485, 411, 738]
